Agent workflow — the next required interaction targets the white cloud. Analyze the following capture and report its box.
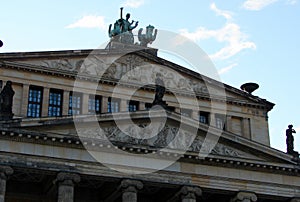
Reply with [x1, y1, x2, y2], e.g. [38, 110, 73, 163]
[122, 0, 145, 8]
[287, 0, 298, 5]
[210, 3, 233, 20]
[179, 4, 256, 60]
[66, 15, 107, 30]
[218, 63, 238, 75]
[242, 0, 278, 11]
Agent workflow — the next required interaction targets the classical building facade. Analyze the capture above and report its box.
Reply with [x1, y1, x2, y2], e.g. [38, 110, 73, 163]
[0, 46, 299, 202]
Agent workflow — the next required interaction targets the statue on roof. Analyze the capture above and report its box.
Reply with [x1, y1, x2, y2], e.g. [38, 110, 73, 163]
[0, 81, 15, 120]
[286, 124, 296, 155]
[108, 7, 139, 44]
[138, 25, 157, 47]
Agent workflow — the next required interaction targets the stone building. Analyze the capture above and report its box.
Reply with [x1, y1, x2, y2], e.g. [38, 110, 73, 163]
[0, 45, 299, 202]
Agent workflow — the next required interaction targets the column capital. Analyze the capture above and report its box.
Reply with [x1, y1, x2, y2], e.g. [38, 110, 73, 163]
[180, 186, 202, 200]
[230, 191, 257, 202]
[57, 172, 80, 186]
[0, 166, 13, 180]
[121, 179, 143, 193]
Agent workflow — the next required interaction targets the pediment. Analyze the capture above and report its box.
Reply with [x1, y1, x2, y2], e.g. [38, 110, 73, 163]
[19, 111, 294, 166]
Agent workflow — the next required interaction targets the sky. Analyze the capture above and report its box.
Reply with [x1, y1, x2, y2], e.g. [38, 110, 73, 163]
[1, 0, 300, 152]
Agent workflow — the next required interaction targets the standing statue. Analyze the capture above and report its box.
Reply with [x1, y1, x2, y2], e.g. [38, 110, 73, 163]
[286, 124, 296, 155]
[108, 7, 139, 44]
[0, 81, 15, 120]
[138, 25, 157, 47]
[152, 73, 166, 106]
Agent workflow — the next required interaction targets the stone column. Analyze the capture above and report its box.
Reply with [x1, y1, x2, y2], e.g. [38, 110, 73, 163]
[62, 90, 70, 116]
[41, 87, 50, 117]
[21, 84, 29, 117]
[0, 166, 13, 202]
[230, 191, 257, 202]
[180, 186, 202, 202]
[56, 172, 80, 202]
[121, 179, 143, 202]
[81, 93, 89, 115]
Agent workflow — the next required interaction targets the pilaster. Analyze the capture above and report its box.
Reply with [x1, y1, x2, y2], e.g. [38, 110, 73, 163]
[41, 87, 50, 117]
[82, 93, 89, 114]
[56, 172, 80, 202]
[20, 84, 29, 117]
[62, 90, 70, 116]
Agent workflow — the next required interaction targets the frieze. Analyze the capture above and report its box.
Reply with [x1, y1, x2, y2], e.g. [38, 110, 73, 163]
[76, 124, 241, 158]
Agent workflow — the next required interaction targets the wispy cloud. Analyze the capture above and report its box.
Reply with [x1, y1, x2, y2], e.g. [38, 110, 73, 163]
[218, 63, 238, 75]
[210, 3, 233, 20]
[242, 0, 278, 11]
[179, 3, 256, 60]
[286, 0, 298, 5]
[66, 15, 106, 30]
[122, 0, 145, 8]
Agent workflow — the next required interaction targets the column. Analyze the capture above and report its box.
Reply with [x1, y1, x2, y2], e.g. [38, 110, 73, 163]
[121, 179, 143, 202]
[41, 87, 50, 117]
[230, 191, 257, 202]
[180, 186, 202, 202]
[167, 186, 202, 202]
[81, 93, 89, 115]
[62, 90, 70, 116]
[21, 84, 29, 117]
[56, 172, 80, 202]
[0, 166, 13, 202]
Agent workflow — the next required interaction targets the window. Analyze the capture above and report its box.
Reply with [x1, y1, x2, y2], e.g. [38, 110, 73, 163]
[145, 103, 152, 110]
[181, 108, 192, 117]
[27, 86, 43, 118]
[88, 95, 101, 114]
[215, 114, 226, 130]
[199, 111, 209, 124]
[128, 100, 139, 112]
[107, 97, 120, 113]
[68, 92, 82, 115]
[48, 89, 63, 117]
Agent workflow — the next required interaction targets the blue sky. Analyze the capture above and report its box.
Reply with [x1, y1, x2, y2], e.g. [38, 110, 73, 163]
[1, 0, 300, 152]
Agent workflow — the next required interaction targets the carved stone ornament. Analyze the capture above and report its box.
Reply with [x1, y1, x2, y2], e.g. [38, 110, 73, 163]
[0, 166, 13, 180]
[56, 172, 80, 185]
[230, 191, 257, 202]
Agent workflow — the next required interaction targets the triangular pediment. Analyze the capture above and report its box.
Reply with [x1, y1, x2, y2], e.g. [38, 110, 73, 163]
[0, 49, 273, 108]
[16, 111, 294, 166]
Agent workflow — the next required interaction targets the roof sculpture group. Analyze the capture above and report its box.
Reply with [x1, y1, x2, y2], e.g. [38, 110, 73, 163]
[108, 7, 157, 47]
